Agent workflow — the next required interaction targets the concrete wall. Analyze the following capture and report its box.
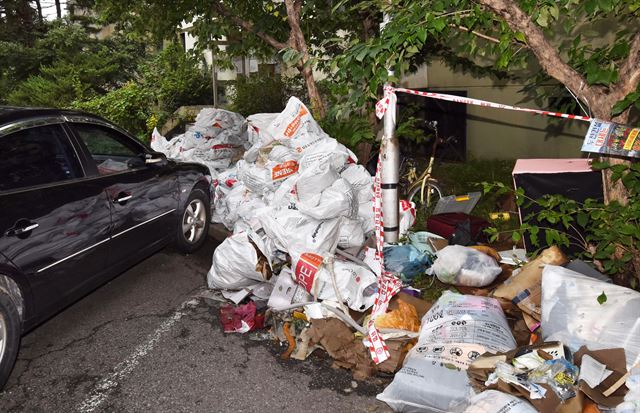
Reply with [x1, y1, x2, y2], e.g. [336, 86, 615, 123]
[402, 60, 588, 160]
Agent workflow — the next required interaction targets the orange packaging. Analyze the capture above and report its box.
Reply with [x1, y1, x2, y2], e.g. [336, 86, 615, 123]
[294, 253, 322, 293]
[284, 106, 308, 138]
[271, 160, 299, 181]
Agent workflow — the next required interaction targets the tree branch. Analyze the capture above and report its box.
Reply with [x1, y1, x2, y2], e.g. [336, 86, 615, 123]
[452, 24, 500, 44]
[475, 0, 603, 107]
[211, 2, 288, 51]
[611, 31, 640, 103]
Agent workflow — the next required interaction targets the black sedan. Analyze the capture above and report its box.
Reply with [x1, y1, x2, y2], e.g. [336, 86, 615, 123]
[0, 108, 212, 388]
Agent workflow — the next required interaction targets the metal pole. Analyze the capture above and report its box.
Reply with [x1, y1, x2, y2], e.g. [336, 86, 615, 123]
[380, 13, 400, 243]
[211, 44, 218, 108]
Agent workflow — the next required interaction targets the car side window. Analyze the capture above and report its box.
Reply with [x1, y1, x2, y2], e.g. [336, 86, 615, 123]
[0, 124, 83, 192]
[72, 123, 145, 176]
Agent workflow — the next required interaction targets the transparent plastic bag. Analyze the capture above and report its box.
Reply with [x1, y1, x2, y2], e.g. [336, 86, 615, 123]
[431, 245, 502, 287]
[541, 265, 640, 368]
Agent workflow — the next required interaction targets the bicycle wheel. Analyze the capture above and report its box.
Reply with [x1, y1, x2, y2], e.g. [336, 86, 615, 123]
[408, 179, 444, 213]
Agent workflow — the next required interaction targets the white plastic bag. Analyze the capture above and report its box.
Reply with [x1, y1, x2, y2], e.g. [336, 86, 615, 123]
[207, 232, 269, 289]
[399, 199, 416, 237]
[463, 390, 537, 413]
[431, 245, 502, 287]
[541, 265, 640, 368]
[377, 293, 516, 413]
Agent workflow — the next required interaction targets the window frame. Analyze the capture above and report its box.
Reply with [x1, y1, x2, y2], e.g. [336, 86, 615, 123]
[0, 118, 87, 195]
[65, 117, 151, 178]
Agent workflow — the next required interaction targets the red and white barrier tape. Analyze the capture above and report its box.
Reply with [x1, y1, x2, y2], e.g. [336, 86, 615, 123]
[367, 149, 402, 364]
[375, 86, 592, 122]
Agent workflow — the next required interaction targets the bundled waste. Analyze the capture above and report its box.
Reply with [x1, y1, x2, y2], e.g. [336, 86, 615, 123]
[152, 100, 640, 413]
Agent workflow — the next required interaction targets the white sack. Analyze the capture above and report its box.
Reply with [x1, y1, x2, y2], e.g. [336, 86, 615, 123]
[337, 218, 365, 249]
[221, 183, 262, 230]
[207, 232, 267, 289]
[298, 137, 357, 172]
[194, 108, 246, 134]
[463, 390, 537, 413]
[297, 178, 357, 221]
[267, 97, 331, 154]
[271, 174, 300, 211]
[340, 164, 373, 203]
[268, 145, 298, 163]
[289, 252, 377, 311]
[541, 265, 640, 368]
[257, 208, 342, 255]
[244, 113, 278, 162]
[357, 200, 375, 234]
[295, 162, 339, 204]
[431, 245, 502, 287]
[377, 292, 516, 413]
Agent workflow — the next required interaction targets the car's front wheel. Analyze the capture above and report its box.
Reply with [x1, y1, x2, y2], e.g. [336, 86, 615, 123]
[0, 291, 20, 390]
[175, 188, 211, 253]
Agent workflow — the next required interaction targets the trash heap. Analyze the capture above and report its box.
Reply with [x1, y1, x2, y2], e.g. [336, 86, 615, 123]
[151, 99, 640, 413]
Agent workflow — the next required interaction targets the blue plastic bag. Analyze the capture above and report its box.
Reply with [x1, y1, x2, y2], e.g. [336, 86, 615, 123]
[383, 244, 433, 280]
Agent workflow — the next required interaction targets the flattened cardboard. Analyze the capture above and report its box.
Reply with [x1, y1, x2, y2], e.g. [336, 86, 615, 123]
[467, 342, 581, 413]
[494, 246, 568, 320]
[573, 346, 628, 408]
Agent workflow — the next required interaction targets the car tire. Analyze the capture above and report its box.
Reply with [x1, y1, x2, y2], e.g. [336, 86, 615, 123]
[0, 291, 21, 390]
[175, 188, 211, 254]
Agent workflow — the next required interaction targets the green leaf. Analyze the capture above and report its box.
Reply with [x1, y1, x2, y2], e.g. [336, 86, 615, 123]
[433, 19, 447, 32]
[577, 212, 588, 227]
[512, 231, 522, 242]
[514, 32, 527, 43]
[536, 9, 550, 27]
[597, 291, 607, 305]
[417, 28, 427, 44]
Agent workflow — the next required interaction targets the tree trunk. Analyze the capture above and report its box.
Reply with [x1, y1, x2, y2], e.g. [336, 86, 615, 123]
[34, 0, 42, 22]
[213, 0, 327, 119]
[298, 62, 326, 119]
[54, 0, 61, 19]
[284, 0, 326, 119]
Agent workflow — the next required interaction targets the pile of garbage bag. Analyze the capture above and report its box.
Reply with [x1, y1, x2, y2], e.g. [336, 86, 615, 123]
[151, 100, 640, 413]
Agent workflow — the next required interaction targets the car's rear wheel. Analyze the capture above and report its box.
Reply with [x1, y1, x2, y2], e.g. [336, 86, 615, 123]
[176, 188, 211, 253]
[0, 291, 20, 390]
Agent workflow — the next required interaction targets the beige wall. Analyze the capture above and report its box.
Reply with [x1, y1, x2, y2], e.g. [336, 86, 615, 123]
[401, 60, 588, 160]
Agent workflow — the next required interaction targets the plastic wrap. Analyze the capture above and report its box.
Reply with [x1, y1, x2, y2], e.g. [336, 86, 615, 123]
[541, 265, 640, 368]
[431, 245, 502, 287]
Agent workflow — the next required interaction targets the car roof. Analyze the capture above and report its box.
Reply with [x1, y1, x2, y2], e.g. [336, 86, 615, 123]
[0, 106, 105, 125]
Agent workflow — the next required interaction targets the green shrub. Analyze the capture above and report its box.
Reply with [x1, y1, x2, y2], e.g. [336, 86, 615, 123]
[75, 82, 153, 141]
[228, 74, 306, 117]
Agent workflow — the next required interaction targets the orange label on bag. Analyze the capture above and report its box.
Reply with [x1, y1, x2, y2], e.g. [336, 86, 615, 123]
[294, 253, 322, 293]
[284, 106, 308, 138]
[271, 160, 299, 181]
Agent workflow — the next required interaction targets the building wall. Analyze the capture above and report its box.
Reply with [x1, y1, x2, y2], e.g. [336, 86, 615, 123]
[402, 60, 589, 160]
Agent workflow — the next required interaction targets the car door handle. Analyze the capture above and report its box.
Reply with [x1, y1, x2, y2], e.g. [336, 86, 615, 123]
[6, 220, 39, 237]
[113, 192, 133, 204]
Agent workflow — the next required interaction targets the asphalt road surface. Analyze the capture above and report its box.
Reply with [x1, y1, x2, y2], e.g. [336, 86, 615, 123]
[0, 237, 391, 413]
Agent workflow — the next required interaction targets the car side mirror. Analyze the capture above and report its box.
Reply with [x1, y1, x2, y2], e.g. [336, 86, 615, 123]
[144, 152, 167, 166]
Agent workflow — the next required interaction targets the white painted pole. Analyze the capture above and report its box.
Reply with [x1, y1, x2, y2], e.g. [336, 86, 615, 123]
[380, 13, 399, 243]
